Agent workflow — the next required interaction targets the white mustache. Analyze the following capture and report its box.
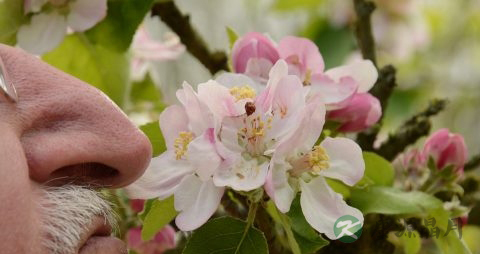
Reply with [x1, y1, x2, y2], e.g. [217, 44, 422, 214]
[38, 186, 117, 254]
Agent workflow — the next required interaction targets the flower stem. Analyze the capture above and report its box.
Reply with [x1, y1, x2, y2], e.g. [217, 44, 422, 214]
[234, 202, 259, 254]
[276, 207, 301, 254]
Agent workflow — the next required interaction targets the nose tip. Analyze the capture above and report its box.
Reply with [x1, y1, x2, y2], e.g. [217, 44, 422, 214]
[0, 44, 152, 188]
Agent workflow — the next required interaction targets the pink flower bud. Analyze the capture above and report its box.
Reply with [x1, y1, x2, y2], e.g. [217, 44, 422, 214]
[393, 148, 426, 172]
[232, 32, 279, 76]
[423, 129, 467, 172]
[130, 199, 145, 214]
[127, 225, 176, 254]
[326, 93, 381, 132]
[459, 215, 468, 228]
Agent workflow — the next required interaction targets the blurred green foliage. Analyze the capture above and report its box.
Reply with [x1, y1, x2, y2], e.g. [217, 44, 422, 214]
[43, 34, 129, 107]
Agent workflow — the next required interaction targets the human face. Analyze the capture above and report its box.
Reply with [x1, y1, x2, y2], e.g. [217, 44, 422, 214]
[0, 44, 152, 253]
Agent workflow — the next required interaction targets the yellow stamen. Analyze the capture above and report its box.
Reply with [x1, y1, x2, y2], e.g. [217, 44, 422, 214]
[230, 85, 256, 101]
[174, 131, 194, 160]
[308, 146, 330, 172]
[303, 69, 312, 86]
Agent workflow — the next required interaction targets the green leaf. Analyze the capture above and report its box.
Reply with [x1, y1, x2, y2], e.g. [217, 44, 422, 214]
[273, 0, 325, 11]
[287, 196, 329, 253]
[139, 121, 166, 157]
[85, 0, 155, 52]
[429, 207, 472, 254]
[141, 196, 178, 241]
[463, 226, 480, 253]
[401, 230, 421, 254]
[0, 0, 26, 44]
[183, 216, 268, 254]
[139, 199, 155, 221]
[42, 34, 128, 107]
[349, 186, 442, 215]
[226, 26, 239, 49]
[360, 152, 395, 186]
[326, 178, 351, 199]
[130, 74, 166, 112]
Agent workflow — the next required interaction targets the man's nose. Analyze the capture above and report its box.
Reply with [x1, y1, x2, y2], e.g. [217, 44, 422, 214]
[0, 45, 152, 188]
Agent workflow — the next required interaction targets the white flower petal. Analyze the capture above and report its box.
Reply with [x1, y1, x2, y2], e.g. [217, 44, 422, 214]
[265, 162, 296, 213]
[67, 0, 107, 31]
[319, 137, 365, 186]
[273, 96, 326, 161]
[187, 128, 222, 181]
[213, 158, 269, 191]
[159, 105, 189, 150]
[17, 12, 67, 55]
[300, 177, 364, 239]
[266, 75, 305, 142]
[197, 80, 240, 118]
[125, 151, 194, 200]
[245, 58, 274, 84]
[176, 82, 213, 135]
[310, 74, 357, 109]
[215, 72, 263, 93]
[258, 60, 289, 112]
[325, 60, 378, 93]
[174, 175, 224, 231]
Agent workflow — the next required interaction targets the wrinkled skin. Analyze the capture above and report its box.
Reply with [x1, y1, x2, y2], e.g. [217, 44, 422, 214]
[0, 44, 152, 253]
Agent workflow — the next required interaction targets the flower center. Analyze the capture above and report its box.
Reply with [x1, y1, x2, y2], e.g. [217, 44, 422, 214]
[238, 115, 273, 156]
[174, 131, 194, 160]
[290, 145, 330, 177]
[230, 85, 256, 101]
[308, 146, 330, 172]
[303, 69, 312, 86]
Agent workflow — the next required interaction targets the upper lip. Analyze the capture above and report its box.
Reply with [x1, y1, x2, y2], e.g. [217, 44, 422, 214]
[77, 216, 113, 251]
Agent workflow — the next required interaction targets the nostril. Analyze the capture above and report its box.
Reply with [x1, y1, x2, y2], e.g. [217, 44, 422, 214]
[48, 163, 120, 187]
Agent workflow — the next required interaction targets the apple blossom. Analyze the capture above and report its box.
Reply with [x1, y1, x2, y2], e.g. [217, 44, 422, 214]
[232, 34, 379, 114]
[18, 0, 108, 55]
[327, 93, 382, 132]
[130, 26, 185, 81]
[231, 32, 280, 83]
[393, 148, 428, 190]
[127, 225, 176, 254]
[126, 82, 225, 231]
[199, 60, 326, 192]
[266, 133, 365, 239]
[423, 128, 467, 173]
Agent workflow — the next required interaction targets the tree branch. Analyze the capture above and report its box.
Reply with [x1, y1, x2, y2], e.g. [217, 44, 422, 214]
[356, 65, 397, 150]
[353, 0, 399, 151]
[151, 0, 229, 75]
[353, 0, 377, 66]
[375, 99, 447, 161]
[465, 154, 480, 171]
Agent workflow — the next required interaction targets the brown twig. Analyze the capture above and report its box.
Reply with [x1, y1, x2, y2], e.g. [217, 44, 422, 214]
[356, 65, 397, 151]
[353, 0, 377, 66]
[151, 0, 229, 75]
[375, 99, 447, 161]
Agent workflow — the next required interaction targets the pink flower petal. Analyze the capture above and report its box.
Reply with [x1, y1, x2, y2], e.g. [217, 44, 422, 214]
[67, 0, 107, 31]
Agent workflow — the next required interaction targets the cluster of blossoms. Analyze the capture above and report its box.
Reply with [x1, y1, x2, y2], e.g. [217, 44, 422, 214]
[18, 0, 108, 55]
[127, 33, 377, 239]
[231, 32, 381, 132]
[394, 128, 468, 191]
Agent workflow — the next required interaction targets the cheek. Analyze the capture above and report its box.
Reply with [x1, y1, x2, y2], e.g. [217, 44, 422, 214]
[0, 125, 43, 253]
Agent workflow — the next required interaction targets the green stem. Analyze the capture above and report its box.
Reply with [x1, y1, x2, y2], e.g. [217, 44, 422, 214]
[419, 174, 442, 194]
[234, 202, 259, 254]
[276, 208, 301, 254]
